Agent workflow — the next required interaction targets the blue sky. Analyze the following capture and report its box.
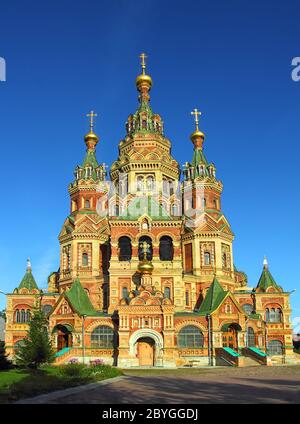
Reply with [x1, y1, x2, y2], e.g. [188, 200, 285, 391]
[0, 0, 300, 325]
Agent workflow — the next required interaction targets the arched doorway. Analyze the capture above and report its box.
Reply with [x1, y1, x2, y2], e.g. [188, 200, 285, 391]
[221, 323, 242, 351]
[129, 329, 164, 367]
[53, 324, 73, 351]
[137, 337, 155, 366]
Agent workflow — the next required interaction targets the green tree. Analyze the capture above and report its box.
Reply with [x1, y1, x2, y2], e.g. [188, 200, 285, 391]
[15, 310, 54, 369]
[0, 340, 12, 370]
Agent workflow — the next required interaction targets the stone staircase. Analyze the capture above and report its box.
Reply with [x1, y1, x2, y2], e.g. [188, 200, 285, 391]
[242, 356, 261, 367]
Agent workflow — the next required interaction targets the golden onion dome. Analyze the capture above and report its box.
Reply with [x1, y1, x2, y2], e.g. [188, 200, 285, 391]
[190, 129, 205, 141]
[136, 73, 153, 88]
[137, 259, 154, 274]
[84, 131, 99, 143]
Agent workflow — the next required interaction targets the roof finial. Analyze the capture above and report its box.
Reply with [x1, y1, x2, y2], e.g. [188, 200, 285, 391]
[191, 108, 202, 131]
[190, 107, 205, 147]
[84, 110, 99, 149]
[26, 257, 31, 272]
[136, 53, 152, 99]
[86, 110, 98, 133]
[263, 256, 268, 269]
[140, 53, 147, 75]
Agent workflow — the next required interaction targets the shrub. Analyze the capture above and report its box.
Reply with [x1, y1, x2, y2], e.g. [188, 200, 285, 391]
[58, 362, 87, 378]
[15, 310, 54, 369]
[0, 341, 12, 370]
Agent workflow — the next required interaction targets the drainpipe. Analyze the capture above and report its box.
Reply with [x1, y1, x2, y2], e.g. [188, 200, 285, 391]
[245, 318, 249, 349]
[82, 314, 86, 365]
[207, 314, 213, 366]
[264, 320, 268, 354]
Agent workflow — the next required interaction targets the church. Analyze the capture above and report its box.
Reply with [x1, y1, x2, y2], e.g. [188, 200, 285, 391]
[4, 54, 295, 367]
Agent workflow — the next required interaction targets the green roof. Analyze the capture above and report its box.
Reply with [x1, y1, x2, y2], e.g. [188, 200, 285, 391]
[118, 195, 171, 220]
[82, 150, 99, 169]
[256, 266, 281, 292]
[191, 148, 208, 169]
[197, 276, 227, 315]
[65, 278, 96, 316]
[18, 268, 39, 291]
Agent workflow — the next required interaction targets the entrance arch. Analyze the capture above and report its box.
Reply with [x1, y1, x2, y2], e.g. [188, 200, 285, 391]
[129, 329, 164, 367]
[52, 324, 73, 352]
[221, 323, 242, 352]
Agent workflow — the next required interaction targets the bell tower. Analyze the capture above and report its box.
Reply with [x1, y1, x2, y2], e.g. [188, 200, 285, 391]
[57, 112, 110, 310]
[181, 108, 236, 310]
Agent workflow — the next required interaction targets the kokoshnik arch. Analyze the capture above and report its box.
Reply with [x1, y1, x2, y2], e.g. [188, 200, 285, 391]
[4, 54, 296, 367]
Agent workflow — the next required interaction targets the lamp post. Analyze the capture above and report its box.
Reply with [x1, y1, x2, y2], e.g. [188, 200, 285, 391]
[82, 314, 87, 365]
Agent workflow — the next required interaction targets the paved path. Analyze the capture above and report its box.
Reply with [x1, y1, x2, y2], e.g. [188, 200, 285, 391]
[17, 366, 300, 404]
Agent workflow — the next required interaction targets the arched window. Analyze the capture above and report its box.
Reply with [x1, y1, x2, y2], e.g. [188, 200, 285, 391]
[270, 308, 276, 322]
[138, 236, 153, 261]
[137, 176, 144, 192]
[42, 304, 53, 316]
[268, 340, 283, 356]
[247, 327, 255, 347]
[21, 309, 26, 323]
[276, 308, 283, 322]
[146, 176, 154, 190]
[85, 199, 91, 209]
[171, 204, 178, 216]
[82, 252, 89, 266]
[25, 310, 31, 323]
[15, 309, 20, 323]
[91, 326, 115, 348]
[122, 287, 129, 299]
[265, 308, 270, 322]
[159, 236, 174, 261]
[222, 253, 227, 269]
[242, 303, 253, 315]
[118, 236, 132, 261]
[185, 290, 189, 306]
[162, 178, 169, 195]
[178, 325, 204, 348]
[204, 252, 211, 266]
[164, 287, 171, 299]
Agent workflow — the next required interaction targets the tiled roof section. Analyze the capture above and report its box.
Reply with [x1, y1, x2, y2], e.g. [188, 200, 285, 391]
[18, 269, 39, 291]
[197, 276, 227, 315]
[65, 278, 96, 316]
[118, 195, 171, 220]
[256, 266, 281, 292]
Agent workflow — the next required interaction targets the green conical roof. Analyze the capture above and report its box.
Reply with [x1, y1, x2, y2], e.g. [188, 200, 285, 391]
[198, 276, 227, 315]
[18, 260, 39, 291]
[256, 265, 281, 292]
[191, 148, 208, 168]
[82, 150, 99, 169]
[65, 278, 96, 316]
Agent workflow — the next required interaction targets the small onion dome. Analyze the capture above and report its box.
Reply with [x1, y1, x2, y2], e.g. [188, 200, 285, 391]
[136, 73, 153, 88]
[137, 259, 154, 275]
[190, 129, 205, 142]
[84, 130, 99, 143]
[190, 130, 205, 149]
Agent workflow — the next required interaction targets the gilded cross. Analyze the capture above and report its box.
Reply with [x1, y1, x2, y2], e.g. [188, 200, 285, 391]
[140, 241, 149, 259]
[191, 108, 202, 131]
[140, 53, 147, 74]
[86, 110, 98, 132]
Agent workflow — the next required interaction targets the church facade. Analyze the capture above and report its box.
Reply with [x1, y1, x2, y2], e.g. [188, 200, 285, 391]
[4, 55, 296, 367]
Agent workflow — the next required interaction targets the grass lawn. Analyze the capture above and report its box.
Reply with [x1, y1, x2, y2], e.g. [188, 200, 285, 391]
[0, 365, 123, 404]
